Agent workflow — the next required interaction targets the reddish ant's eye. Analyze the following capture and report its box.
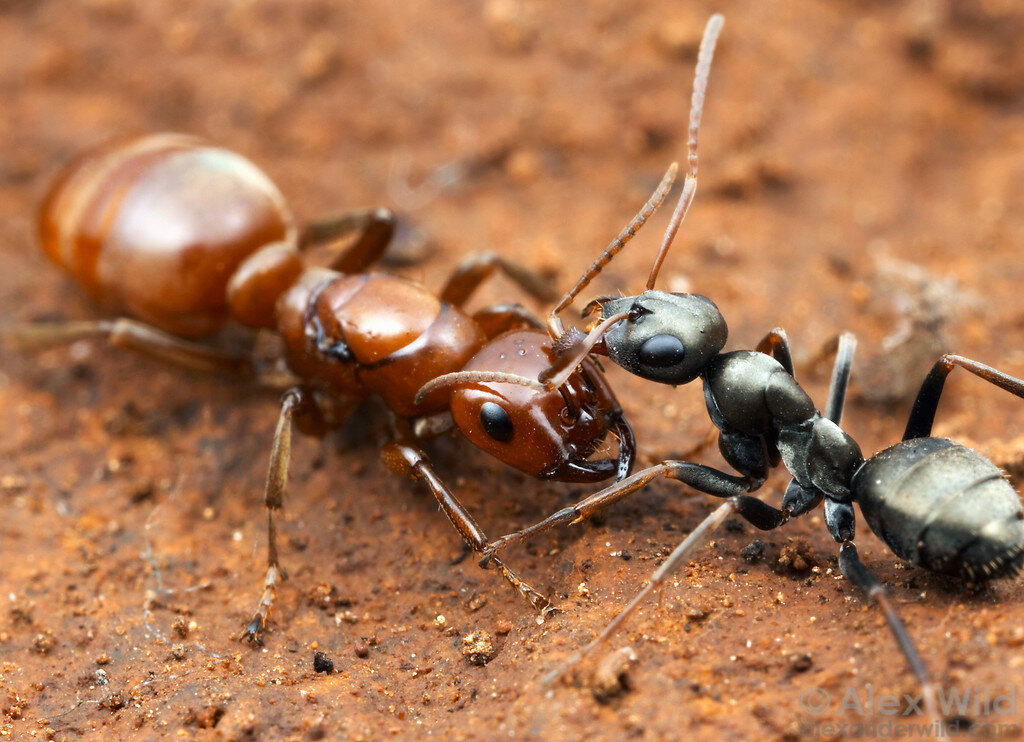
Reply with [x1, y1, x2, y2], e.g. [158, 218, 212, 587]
[480, 402, 514, 442]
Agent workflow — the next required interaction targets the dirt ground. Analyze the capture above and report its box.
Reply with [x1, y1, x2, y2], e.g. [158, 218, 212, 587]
[2, 1, 1024, 740]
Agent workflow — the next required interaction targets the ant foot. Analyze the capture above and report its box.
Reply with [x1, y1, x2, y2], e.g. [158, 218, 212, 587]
[481, 533, 518, 559]
[520, 583, 553, 617]
[240, 616, 266, 645]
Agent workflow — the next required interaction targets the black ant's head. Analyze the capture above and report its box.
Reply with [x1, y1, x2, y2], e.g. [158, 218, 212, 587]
[598, 289, 727, 385]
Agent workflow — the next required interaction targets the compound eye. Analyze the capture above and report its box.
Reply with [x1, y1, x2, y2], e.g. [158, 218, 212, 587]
[639, 334, 685, 368]
[479, 401, 514, 442]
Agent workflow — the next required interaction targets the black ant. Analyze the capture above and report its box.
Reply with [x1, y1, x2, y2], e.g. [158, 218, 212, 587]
[481, 14, 1024, 727]
[5, 134, 639, 643]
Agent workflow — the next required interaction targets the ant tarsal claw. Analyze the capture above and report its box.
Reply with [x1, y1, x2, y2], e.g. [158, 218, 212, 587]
[241, 617, 266, 645]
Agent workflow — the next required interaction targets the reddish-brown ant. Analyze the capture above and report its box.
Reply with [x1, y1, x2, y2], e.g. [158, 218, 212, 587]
[6, 132, 641, 643]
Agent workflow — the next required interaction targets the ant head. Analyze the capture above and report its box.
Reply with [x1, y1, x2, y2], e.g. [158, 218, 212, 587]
[540, 15, 727, 387]
[597, 290, 727, 385]
[424, 330, 634, 483]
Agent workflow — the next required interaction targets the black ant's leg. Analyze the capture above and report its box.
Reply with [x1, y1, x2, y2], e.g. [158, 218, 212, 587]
[2, 318, 253, 376]
[823, 332, 856, 424]
[755, 327, 795, 376]
[382, 432, 552, 616]
[471, 303, 546, 339]
[484, 460, 757, 557]
[783, 333, 857, 518]
[241, 387, 332, 644]
[299, 208, 396, 274]
[826, 338, 943, 726]
[904, 354, 1024, 440]
[543, 494, 786, 683]
[439, 253, 559, 308]
[838, 541, 944, 730]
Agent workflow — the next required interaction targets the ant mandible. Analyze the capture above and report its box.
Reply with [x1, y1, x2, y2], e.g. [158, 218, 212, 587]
[6, 132, 640, 643]
[480, 14, 1024, 725]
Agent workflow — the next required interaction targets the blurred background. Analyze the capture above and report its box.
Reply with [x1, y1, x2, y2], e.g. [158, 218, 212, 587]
[2, 1, 1023, 739]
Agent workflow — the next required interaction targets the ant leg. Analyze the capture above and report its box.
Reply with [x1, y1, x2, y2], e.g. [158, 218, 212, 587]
[755, 327, 795, 376]
[471, 303, 545, 338]
[823, 332, 856, 424]
[838, 541, 944, 730]
[299, 208, 396, 274]
[439, 253, 559, 308]
[543, 494, 785, 683]
[381, 435, 552, 615]
[2, 318, 252, 375]
[782, 333, 857, 517]
[904, 354, 1024, 440]
[241, 387, 330, 643]
[484, 460, 757, 556]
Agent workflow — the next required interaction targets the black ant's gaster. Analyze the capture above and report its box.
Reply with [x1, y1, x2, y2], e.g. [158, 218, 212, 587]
[483, 14, 1024, 728]
[6, 133, 640, 642]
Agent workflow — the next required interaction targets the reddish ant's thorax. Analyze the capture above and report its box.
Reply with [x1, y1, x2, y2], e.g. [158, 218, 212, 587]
[275, 271, 487, 418]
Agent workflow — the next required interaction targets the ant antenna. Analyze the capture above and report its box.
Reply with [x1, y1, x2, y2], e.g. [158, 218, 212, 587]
[546, 164, 677, 339]
[646, 13, 724, 290]
[537, 311, 630, 388]
[414, 371, 545, 405]
[545, 11, 725, 341]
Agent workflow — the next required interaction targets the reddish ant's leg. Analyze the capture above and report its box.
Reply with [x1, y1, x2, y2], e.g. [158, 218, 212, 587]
[2, 317, 253, 375]
[471, 304, 545, 338]
[440, 253, 559, 308]
[241, 387, 331, 644]
[382, 437, 553, 616]
[299, 208, 396, 274]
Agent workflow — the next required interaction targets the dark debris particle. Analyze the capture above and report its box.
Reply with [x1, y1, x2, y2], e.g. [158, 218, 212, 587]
[947, 717, 975, 733]
[184, 705, 226, 729]
[590, 647, 635, 703]
[306, 582, 338, 610]
[129, 480, 155, 504]
[777, 539, 816, 573]
[32, 631, 55, 655]
[741, 539, 766, 563]
[313, 650, 334, 674]
[103, 693, 127, 711]
[461, 630, 498, 665]
[172, 616, 189, 638]
[724, 518, 746, 533]
[684, 606, 711, 624]
[790, 653, 813, 672]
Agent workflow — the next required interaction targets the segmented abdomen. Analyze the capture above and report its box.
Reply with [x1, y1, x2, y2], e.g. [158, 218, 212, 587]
[853, 438, 1024, 581]
[39, 134, 295, 337]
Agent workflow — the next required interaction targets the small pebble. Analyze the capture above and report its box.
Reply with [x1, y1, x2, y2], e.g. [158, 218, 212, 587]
[461, 631, 498, 665]
[313, 650, 334, 674]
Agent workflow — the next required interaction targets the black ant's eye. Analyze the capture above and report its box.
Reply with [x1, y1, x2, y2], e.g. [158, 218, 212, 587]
[639, 334, 685, 368]
[480, 402, 514, 442]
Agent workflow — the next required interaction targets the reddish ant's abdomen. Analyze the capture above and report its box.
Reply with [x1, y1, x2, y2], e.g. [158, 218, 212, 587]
[39, 134, 296, 338]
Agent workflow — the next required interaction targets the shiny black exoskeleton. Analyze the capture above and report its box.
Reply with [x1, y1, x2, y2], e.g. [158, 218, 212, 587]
[481, 13, 1023, 716]
[597, 291, 1024, 582]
